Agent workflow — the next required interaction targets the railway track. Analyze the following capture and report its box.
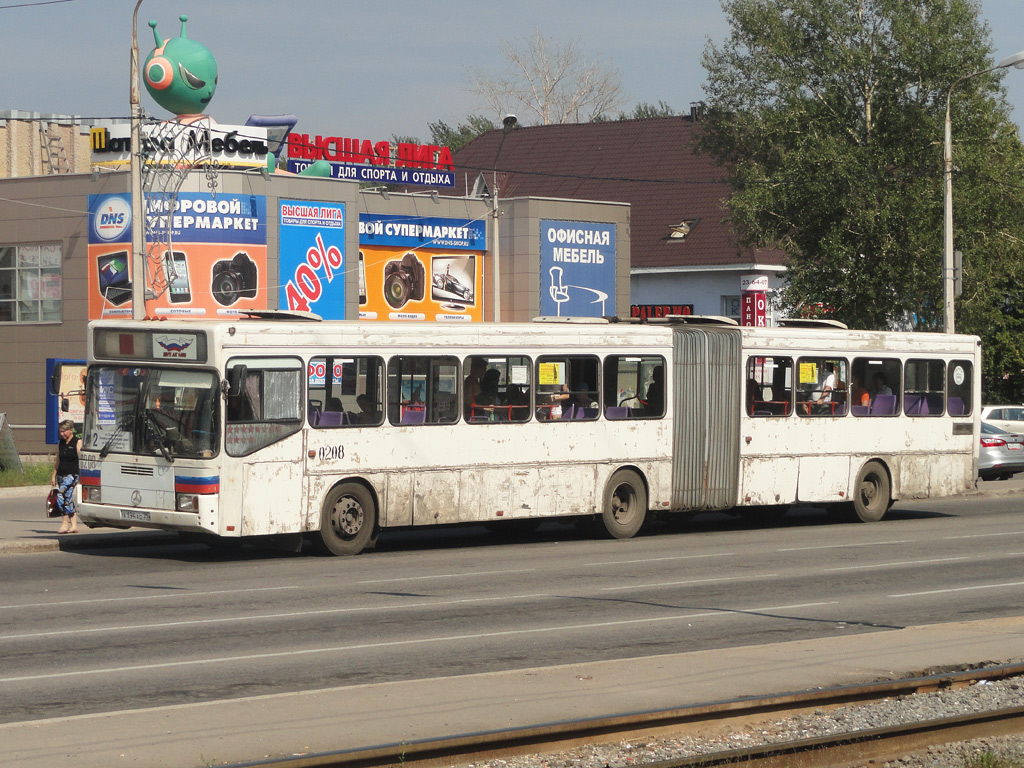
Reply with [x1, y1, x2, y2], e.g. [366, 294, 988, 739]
[224, 662, 1024, 768]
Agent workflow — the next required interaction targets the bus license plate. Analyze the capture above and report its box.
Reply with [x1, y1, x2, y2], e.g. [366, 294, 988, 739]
[120, 509, 152, 522]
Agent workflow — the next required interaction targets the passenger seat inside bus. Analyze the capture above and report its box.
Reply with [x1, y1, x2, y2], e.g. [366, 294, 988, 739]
[400, 407, 427, 425]
[317, 411, 349, 426]
[871, 394, 897, 415]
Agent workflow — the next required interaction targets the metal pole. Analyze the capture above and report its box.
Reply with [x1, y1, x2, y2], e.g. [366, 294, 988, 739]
[942, 90, 955, 334]
[492, 115, 518, 323]
[129, 0, 146, 320]
[940, 51, 1024, 332]
[493, 187, 501, 323]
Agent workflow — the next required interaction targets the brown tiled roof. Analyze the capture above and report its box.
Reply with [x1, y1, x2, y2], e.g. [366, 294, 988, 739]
[451, 116, 785, 270]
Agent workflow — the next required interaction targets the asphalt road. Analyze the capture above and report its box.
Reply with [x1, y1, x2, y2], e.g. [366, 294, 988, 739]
[2, 493, 1023, 727]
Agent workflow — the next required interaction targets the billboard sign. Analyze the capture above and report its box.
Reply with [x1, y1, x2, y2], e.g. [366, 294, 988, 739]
[279, 200, 346, 318]
[358, 214, 484, 322]
[539, 220, 616, 318]
[87, 193, 268, 319]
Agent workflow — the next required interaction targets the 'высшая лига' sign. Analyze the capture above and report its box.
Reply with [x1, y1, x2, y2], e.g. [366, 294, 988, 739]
[286, 133, 455, 188]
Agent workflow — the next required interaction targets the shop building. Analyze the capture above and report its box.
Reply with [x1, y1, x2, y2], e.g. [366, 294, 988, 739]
[0, 118, 629, 454]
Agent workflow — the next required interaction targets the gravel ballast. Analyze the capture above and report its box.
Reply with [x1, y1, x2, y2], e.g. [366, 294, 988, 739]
[470, 674, 1024, 768]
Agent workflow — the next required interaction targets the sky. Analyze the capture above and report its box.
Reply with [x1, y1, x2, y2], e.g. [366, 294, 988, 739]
[1, 0, 1022, 142]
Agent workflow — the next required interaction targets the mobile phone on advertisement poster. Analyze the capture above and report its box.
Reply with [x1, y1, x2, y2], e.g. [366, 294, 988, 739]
[358, 250, 367, 304]
[167, 251, 192, 303]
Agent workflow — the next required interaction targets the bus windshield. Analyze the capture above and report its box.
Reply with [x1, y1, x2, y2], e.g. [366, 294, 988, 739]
[83, 366, 220, 460]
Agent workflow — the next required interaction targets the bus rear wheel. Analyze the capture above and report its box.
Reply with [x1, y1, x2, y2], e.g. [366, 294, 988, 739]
[847, 460, 890, 523]
[601, 470, 648, 539]
[314, 483, 377, 556]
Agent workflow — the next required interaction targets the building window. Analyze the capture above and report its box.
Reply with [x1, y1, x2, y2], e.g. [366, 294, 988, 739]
[720, 295, 740, 319]
[0, 243, 62, 323]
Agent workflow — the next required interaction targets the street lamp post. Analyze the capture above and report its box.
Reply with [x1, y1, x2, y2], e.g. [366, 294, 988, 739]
[492, 114, 518, 322]
[130, 0, 147, 320]
[943, 49, 1024, 334]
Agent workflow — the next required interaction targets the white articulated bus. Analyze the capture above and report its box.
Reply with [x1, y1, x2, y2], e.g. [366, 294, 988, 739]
[67, 314, 981, 555]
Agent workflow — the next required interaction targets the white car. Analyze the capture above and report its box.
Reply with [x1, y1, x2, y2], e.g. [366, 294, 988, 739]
[980, 405, 1024, 434]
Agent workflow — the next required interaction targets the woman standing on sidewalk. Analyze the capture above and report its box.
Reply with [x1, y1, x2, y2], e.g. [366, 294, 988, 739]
[51, 420, 80, 534]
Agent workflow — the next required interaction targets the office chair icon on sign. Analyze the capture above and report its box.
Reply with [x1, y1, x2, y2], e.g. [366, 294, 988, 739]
[547, 266, 609, 316]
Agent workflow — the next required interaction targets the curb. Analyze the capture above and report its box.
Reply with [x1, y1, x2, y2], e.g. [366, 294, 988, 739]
[0, 484, 1019, 556]
[0, 531, 180, 554]
[0, 485, 49, 500]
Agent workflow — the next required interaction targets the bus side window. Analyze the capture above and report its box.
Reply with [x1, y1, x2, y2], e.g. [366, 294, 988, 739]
[387, 355, 458, 425]
[904, 359, 945, 417]
[225, 358, 303, 456]
[307, 356, 383, 428]
[854, 358, 902, 416]
[603, 355, 666, 419]
[463, 355, 533, 423]
[746, 356, 792, 417]
[796, 357, 848, 417]
[536, 355, 599, 421]
[946, 360, 972, 416]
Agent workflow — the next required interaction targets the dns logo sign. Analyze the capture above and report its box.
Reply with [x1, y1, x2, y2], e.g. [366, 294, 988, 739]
[93, 196, 132, 242]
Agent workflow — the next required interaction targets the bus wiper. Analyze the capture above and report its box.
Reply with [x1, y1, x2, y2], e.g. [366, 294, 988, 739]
[99, 414, 134, 458]
[144, 410, 175, 463]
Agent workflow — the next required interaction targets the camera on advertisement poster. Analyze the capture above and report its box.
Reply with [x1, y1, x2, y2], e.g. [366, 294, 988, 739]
[211, 251, 258, 306]
[383, 252, 425, 309]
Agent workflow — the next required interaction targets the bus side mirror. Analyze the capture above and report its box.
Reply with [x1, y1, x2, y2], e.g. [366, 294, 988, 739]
[225, 365, 248, 397]
[49, 364, 63, 396]
[61, 397, 70, 413]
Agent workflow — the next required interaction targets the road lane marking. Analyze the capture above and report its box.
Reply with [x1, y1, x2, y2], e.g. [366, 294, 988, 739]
[0, 585, 307, 611]
[777, 539, 917, 552]
[826, 557, 968, 572]
[0, 601, 837, 684]
[890, 580, 1024, 597]
[600, 574, 779, 591]
[356, 568, 535, 585]
[943, 532, 1024, 540]
[584, 553, 736, 566]
[0, 593, 553, 641]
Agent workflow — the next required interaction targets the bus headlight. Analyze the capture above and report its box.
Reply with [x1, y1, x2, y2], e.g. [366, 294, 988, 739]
[176, 493, 200, 513]
[83, 486, 102, 503]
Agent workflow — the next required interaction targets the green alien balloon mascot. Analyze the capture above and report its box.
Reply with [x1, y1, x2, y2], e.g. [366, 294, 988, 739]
[144, 15, 217, 123]
[142, 14, 329, 175]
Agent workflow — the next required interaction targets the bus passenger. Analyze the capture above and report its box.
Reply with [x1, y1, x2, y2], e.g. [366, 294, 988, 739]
[477, 369, 501, 406]
[872, 372, 892, 398]
[464, 357, 487, 419]
[645, 365, 664, 415]
[850, 374, 870, 407]
[353, 394, 380, 425]
[806, 363, 836, 414]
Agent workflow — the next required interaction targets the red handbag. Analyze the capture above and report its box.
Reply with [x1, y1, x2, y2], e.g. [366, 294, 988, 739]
[46, 488, 60, 518]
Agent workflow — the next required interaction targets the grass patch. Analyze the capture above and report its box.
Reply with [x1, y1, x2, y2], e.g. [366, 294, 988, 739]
[964, 750, 1024, 768]
[0, 460, 54, 488]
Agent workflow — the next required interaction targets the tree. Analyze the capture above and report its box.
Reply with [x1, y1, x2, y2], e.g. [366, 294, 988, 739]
[699, 0, 1024, 378]
[470, 30, 624, 124]
[616, 101, 677, 121]
[428, 115, 496, 151]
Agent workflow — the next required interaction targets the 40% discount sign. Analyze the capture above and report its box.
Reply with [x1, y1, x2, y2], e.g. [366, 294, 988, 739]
[284, 233, 343, 311]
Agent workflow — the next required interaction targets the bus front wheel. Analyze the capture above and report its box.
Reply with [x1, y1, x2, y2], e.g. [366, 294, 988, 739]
[601, 470, 648, 539]
[848, 461, 890, 523]
[314, 483, 377, 556]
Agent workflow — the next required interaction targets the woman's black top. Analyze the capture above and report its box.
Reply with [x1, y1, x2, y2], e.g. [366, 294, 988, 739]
[57, 435, 80, 476]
